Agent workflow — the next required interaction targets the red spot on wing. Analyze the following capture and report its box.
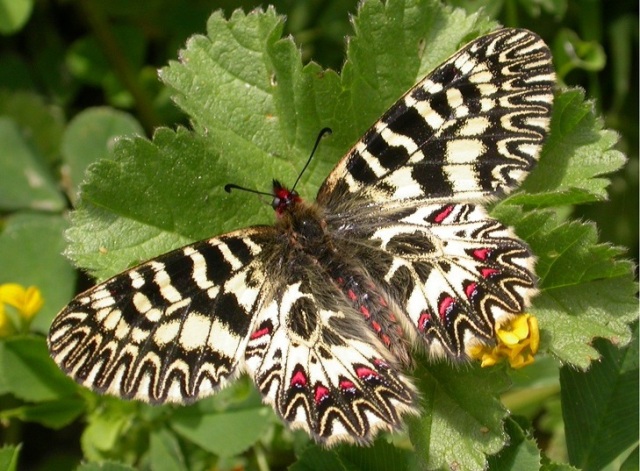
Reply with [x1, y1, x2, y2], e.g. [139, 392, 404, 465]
[250, 327, 270, 340]
[481, 268, 499, 278]
[465, 282, 478, 299]
[290, 369, 307, 388]
[439, 296, 455, 320]
[360, 305, 371, 318]
[371, 321, 382, 333]
[339, 379, 356, 392]
[347, 289, 357, 301]
[314, 384, 330, 404]
[418, 311, 432, 331]
[473, 248, 491, 260]
[434, 205, 454, 223]
[355, 366, 379, 381]
[381, 334, 391, 347]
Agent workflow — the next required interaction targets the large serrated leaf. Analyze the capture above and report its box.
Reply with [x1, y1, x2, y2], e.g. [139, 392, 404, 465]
[408, 361, 510, 471]
[487, 417, 542, 470]
[511, 89, 626, 207]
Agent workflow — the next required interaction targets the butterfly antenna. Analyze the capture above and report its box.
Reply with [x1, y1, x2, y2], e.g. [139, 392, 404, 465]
[291, 127, 332, 192]
[224, 183, 273, 197]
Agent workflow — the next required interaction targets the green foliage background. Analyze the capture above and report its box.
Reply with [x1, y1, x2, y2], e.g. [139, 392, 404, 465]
[0, 0, 637, 470]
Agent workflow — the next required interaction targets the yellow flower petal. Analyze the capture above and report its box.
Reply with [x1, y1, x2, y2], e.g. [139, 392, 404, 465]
[0, 303, 12, 337]
[468, 345, 485, 360]
[470, 313, 540, 369]
[509, 315, 531, 339]
[527, 316, 540, 354]
[0, 283, 44, 320]
[480, 354, 499, 368]
[20, 286, 44, 320]
[0, 283, 25, 304]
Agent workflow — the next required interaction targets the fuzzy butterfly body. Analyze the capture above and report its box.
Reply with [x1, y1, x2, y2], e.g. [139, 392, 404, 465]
[48, 28, 554, 445]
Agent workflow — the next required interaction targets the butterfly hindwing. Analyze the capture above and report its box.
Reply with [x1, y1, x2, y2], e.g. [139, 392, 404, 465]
[324, 200, 536, 359]
[244, 259, 418, 445]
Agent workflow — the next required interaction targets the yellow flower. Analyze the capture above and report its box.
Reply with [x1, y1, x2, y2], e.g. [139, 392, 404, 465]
[469, 314, 540, 369]
[0, 283, 44, 321]
[0, 303, 11, 337]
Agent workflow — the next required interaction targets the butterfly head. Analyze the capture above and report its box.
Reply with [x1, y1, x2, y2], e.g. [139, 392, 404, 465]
[272, 180, 301, 216]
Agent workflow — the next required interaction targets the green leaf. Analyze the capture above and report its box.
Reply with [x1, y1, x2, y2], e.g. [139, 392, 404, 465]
[76, 462, 137, 471]
[290, 447, 348, 471]
[540, 461, 580, 471]
[495, 206, 637, 367]
[292, 440, 412, 471]
[0, 90, 65, 165]
[0, 336, 77, 401]
[171, 404, 272, 458]
[0, 445, 21, 471]
[0, 0, 33, 35]
[0, 118, 65, 212]
[487, 417, 541, 470]
[81, 398, 140, 462]
[620, 446, 639, 471]
[0, 398, 85, 429]
[66, 130, 220, 280]
[408, 361, 510, 471]
[61, 106, 144, 203]
[0, 212, 76, 332]
[149, 427, 188, 471]
[561, 324, 639, 471]
[337, 441, 412, 471]
[509, 89, 626, 207]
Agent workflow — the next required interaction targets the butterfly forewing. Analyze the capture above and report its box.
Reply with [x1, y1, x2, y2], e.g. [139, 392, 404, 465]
[48, 28, 554, 446]
[318, 28, 554, 206]
[48, 228, 273, 403]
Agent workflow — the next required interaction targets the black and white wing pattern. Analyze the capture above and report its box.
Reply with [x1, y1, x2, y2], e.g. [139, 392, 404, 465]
[318, 28, 554, 359]
[48, 28, 554, 446]
[48, 229, 269, 403]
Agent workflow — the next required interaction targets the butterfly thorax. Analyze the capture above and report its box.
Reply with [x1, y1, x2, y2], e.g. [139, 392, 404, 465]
[273, 181, 411, 365]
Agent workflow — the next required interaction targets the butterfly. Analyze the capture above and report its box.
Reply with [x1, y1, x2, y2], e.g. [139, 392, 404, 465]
[48, 28, 554, 446]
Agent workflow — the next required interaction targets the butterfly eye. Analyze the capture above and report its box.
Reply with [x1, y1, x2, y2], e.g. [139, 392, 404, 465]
[271, 197, 282, 209]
